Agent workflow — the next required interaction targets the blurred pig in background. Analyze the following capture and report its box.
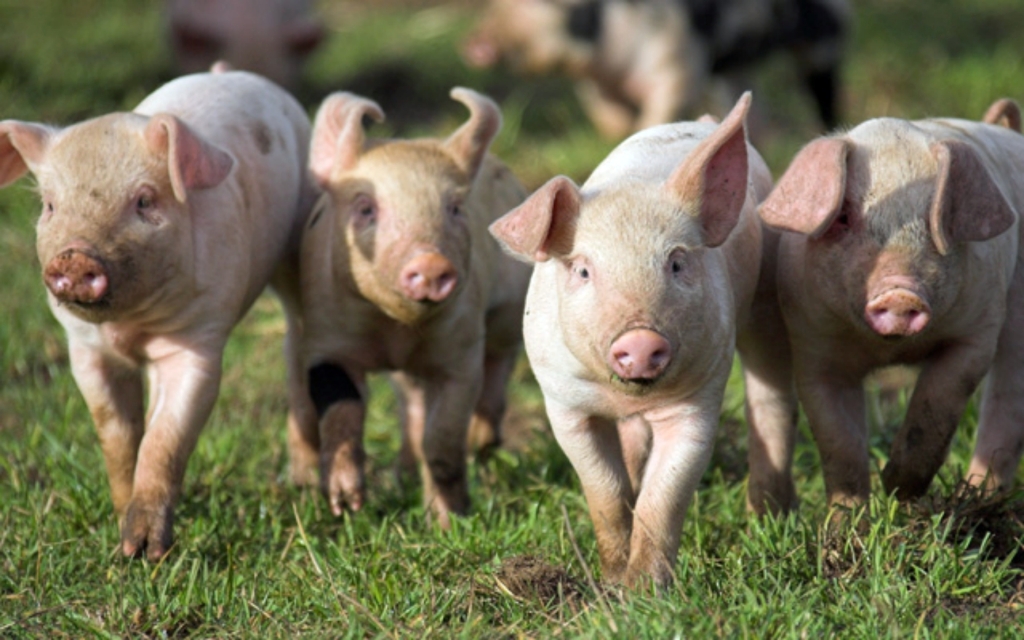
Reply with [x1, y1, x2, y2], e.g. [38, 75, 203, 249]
[464, 0, 850, 139]
[166, 0, 325, 90]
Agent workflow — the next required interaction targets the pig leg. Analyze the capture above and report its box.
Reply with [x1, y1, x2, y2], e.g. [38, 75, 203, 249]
[121, 347, 223, 560]
[618, 414, 651, 494]
[883, 342, 997, 500]
[466, 350, 516, 458]
[394, 373, 420, 483]
[969, 279, 1024, 491]
[401, 373, 481, 528]
[68, 342, 145, 515]
[796, 361, 869, 507]
[284, 316, 320, 487]
[575, 80, 636, 140]
[737, 286, 799, 515]
[622, 402, 717, 588]
[309, 361, 368, 514]
[547, 402, 634, 583]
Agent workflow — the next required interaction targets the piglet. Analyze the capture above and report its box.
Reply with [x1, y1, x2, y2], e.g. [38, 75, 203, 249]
[166, 0, 325, 90]
[759, 99, 1024, 508]
[296, 88, 531, 528]
[0, 70, 319, 559]
[489, 93, 797, 587]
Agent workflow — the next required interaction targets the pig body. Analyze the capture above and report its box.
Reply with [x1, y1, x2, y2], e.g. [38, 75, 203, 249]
[295, 88, 530, 527]
[490, 94, 796, 587]
[464, 0, 850, 139]
[759, 100, 1024, 507]
[166, 0, 325, 90]
[0, 70, 318, 559]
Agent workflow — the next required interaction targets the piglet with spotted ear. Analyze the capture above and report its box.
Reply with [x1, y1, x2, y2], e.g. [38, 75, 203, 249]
[758, 98, 1024, 509]
[297, 87, 531, 528]
[489, 92, 797, 588]
[0, 70, 320, 560]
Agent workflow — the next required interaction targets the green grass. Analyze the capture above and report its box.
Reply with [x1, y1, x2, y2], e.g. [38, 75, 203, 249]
[2, 0, 1024, 637]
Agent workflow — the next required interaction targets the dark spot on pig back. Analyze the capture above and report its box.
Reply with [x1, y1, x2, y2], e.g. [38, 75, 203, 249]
[249, 120, 273, 155]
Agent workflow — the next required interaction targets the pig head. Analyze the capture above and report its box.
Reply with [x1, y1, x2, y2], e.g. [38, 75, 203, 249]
[296, 87, 530, 527]
[490, 93, 795, 587]
[760, 99, 1024, 507]
[0, 70, 316, 560]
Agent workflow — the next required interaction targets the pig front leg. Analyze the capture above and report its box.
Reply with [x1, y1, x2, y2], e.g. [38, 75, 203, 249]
[882, 340, 996, 500]
[969, 282, 1024, 492]
[399, 372, 482, 529]
[308, 361, 368, 514]
[622, 402, 717, 588]
[547, 402, 634, 583]
[68, 342, 145, 515]
[795, 359, 870, 508]
[121, 347, 223, 560]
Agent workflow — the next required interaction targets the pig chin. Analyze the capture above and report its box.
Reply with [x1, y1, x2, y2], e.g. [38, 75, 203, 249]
[606, 373, 663, 396]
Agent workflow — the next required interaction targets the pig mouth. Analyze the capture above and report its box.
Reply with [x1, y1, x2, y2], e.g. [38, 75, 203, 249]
[608, 373, 660, 394]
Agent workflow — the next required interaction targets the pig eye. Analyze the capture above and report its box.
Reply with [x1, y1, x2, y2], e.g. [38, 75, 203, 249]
[449, 203, 462, 217]
[352, 195, 376, 221]
[572, 262, 590, 281]
[136, 194, 154, 211]
[46, 202, 54, 213]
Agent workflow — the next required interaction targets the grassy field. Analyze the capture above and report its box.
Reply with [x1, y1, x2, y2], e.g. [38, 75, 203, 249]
[2, 0, 1024, 637]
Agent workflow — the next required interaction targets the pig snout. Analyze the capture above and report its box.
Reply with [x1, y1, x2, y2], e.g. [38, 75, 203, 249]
[864, 286, 931, 337]
[399, 252, 458, 302]
[44, 249, 109, 305]
[608, 328, 673, 381]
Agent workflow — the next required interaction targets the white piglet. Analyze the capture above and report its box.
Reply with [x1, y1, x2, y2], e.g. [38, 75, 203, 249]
[490, 93, 796, 587]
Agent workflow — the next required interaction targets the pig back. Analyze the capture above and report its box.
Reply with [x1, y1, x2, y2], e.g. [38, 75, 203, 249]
[135, 71, 315, 317]
[467, 155, 532, 313]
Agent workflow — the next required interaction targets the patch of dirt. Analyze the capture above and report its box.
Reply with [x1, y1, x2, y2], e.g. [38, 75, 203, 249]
[917, 483, 1024, 568]
[493, 554, 585, 609]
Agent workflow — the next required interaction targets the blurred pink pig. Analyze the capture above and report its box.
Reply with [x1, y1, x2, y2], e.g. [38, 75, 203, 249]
[167, 0, 325, 89]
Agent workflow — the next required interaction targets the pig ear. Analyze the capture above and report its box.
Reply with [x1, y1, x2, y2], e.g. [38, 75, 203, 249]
[697, 114, 720, 124]
[982, 98, 1021, 133]
[759, 137, 850, 238]
[444, 87, 502, 181]
[285, 18, 326, 57]
[145, 114, 234, 203]
[0, 121, 54, 187]
[310, 92, 385, 188]
[665, 91, 751, 248]
[489, 175, 580, 263]
[928, 140, 1018, 256]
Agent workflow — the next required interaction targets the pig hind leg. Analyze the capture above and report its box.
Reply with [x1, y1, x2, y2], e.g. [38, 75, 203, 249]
[466, 350, 517, 459]
[969, 276, 1024, 491]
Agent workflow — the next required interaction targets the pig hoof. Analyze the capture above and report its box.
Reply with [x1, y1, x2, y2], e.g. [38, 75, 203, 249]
[880, 464, 930, 501]
[121, 502, 174, 561]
